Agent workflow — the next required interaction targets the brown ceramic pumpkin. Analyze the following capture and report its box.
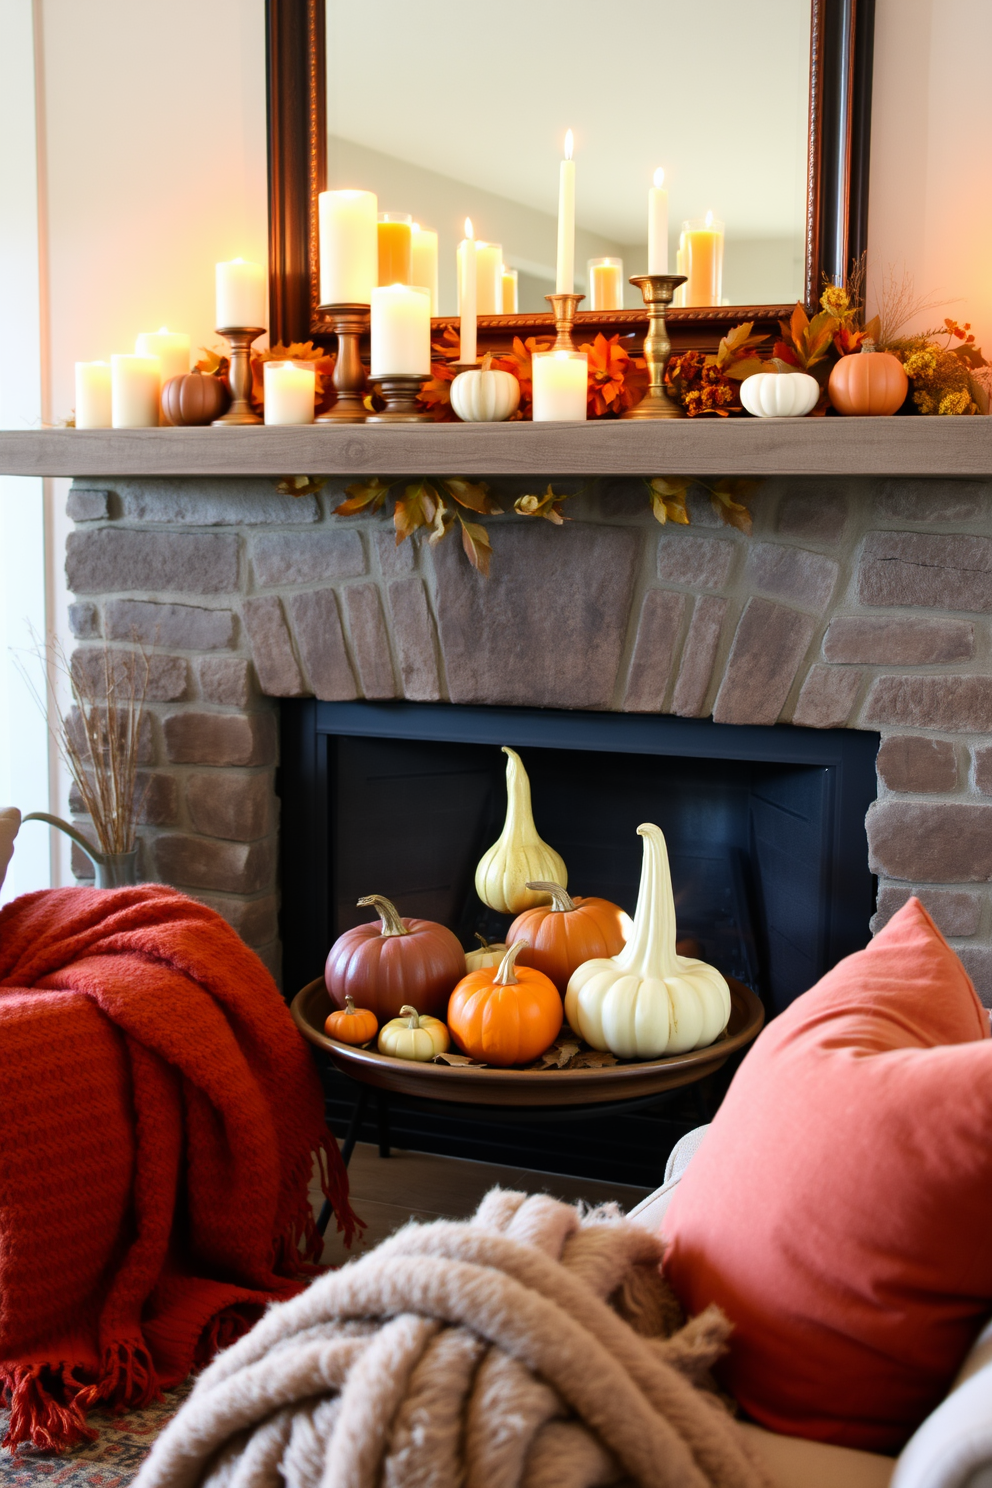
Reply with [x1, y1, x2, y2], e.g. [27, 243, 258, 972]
[161, 370, 231, 426]
[827, 340, 908, 417]
[324, 894, 465, 1021]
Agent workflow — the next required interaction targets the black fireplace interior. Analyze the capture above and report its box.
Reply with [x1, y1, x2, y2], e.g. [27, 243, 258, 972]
[280, 701, 878, 1187]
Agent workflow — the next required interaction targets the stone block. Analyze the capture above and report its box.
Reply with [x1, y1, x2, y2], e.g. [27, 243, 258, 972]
[866, 799, 992, 881]
[863, 676, 992, 731]
[432, 522, 639, 709]
[873, 480, 988, 524]
[685, 487, 723, 528]
[656, 535, 734, 591]
[623, 591, 686, 712]
[67, 488, 110, 521]
[375, 529, 416, 576]
[387, 578, 441, 701]
[877, 736, 958, 793]
[186, 771, 275, 841]
[67, 528, 238, 595]
[66, 706, 155, 766]
[68, 601, 100, 638]
[873, 886, 981, 937]
[136, 771, 180, 826]
[972, 745, 992, 795]
[713, 599, 816, 726]
[163, 710, 276, 767]
[287, 589, 357, 700]
[955, 946, 992, 1006]
[776, 488, 848, 545]
[111, 479, 319, 525]
[197, 655, 253, 708]
[745, 542, 839, 613]
[104, 598, 236, 651]
[71, 647, 187, 702]
[858, 531, 992, 611]
[71, 840, 95, 879]
[251, 529, 365, 587]
[344, 584, 396, 698]
[792, 665, 861, 729]
[153, 833, 276, 895]
[241, 596, 305, 697]
[193, 892, 279, 947]
[823, 615, 974, 664]
[671, 597, 727, 718]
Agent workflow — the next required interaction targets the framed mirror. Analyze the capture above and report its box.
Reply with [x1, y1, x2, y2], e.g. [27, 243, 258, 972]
[266, 0, 874, 352]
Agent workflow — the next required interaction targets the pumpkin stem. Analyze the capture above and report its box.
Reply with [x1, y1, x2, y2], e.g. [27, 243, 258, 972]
[860, 337, 877, 353]
[526, 881, 575, 912]
[344, 995, 357, 1015]
[357, 894, 409, 937]
[494, 940, 528, 987]
[474, 932, 494, 951]
[399, 1004, 421, 1028]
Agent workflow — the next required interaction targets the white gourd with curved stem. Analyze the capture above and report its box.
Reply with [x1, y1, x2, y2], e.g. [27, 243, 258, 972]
[475, 747, 567, 915]
[565, 822, 730, 1059]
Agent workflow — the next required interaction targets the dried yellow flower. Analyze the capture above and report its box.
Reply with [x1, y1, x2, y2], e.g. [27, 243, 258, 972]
[938, 389, 974, 415]
[904, 348, 938, 378]
[820, 284, 850, 317]
[913, 390, 936, 414]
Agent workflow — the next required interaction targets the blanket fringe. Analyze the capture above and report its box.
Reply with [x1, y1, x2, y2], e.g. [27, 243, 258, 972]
[1, 1340, 160, 1453]
[275, 1132, 363, 1273]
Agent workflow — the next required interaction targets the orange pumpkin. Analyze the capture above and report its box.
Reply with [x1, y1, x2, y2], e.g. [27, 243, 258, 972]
[828, 341, 908, 416]
[509, 880, 628, 993]
[324, 995, 378, 1046]
[447, 940, 563, 1067]
[324, 894, 465, 1021]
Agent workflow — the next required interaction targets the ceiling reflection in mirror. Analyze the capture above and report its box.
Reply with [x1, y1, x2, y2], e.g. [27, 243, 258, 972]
[325, 0, 811, 317]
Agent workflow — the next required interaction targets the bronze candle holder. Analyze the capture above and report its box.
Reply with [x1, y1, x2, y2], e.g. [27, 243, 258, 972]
[212, 328, 264, 425]
[545, 292, 585, 352]
[622, 275, 687, 419]
[366, 373, 432, 423]
[316, 303, 370, 423]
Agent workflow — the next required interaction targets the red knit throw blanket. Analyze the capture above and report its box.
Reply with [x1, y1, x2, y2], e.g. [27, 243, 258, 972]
[0, 885, 358, 1453]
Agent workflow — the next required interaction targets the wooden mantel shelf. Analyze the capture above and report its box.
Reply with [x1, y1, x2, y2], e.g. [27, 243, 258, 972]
[1, 417, 991, 480]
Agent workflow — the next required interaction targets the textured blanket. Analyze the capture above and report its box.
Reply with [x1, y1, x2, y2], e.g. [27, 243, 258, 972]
[0, 885, 357, 1453]
[135, 1189, 767, 1488]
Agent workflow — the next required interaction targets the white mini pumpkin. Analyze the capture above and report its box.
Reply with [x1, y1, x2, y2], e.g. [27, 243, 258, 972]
[740, 371, 819, 418]
[450, 367, 520, 423]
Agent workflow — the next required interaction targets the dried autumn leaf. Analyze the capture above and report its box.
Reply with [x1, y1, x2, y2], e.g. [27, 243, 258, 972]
[514, 484, 569, 524]
[710, 479, 755, 535]
[458, 513, 493, 576]
[335, 477, 393, 516]
[569, 1049, 619, 1069]
[394, 479, 439, 543]
[275, 475, 327, 498]
[529, 1039, 581, 1070]
[195, 346, 230, 377]
[433, 1051, 484, 1066]
[442, 477, 502, 515]
[722, 357, 767, 382]
[427, 497, 455, 545]
[645, 476, 691, 527]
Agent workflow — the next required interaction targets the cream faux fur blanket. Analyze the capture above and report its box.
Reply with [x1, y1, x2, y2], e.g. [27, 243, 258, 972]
[135, 1189, 768, 1488]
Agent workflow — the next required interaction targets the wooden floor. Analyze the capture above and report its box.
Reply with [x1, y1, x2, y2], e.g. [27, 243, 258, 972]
[314, 1141, 653, 1266]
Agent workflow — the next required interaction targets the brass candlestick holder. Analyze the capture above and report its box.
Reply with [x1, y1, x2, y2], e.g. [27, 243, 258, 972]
[545, 292, 585, 352]
[366, 373, 432, 423]
[316, 303, 370, 423]
[622, 275, 687, 419]
[212, 327, 264, 425]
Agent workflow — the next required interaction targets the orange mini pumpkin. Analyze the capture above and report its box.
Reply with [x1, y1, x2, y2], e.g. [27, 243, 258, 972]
[509, 880, 628, 993]
[324, 995, 378, 1046]
[324, 894, 465, 1021]
[447, 940, 563, 1068]
[827, 340, 908, 416]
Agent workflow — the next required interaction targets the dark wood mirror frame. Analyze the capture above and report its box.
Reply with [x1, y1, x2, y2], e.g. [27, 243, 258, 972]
[265, 0, 875, 354]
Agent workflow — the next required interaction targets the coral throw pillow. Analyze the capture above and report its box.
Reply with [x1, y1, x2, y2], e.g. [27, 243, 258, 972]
[663, 897, 992, 1454]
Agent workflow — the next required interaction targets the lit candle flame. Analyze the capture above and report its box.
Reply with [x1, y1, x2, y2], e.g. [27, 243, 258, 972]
[705, 209, 713, 227]
[464, 217, 474, 240]
[564, 129, 574, 161]
[654, 167, 665, 189]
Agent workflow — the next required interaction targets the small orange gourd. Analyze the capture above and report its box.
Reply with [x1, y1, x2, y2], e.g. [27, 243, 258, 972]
[447, 940, 563, 1068]
[827, 340, 908, 416]
[509, 881, 628, 993]
[324, 995, 377, 1046]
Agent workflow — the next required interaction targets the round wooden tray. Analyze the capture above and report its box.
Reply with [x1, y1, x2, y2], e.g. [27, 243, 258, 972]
[291, 976, 764, 1109]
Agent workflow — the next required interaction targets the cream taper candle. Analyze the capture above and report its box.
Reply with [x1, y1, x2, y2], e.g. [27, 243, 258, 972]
[111, 354, 161, 427]
[648, 168, 669, 274]
[75, 362, 112, 429]
[555, 129, 575, 294]
[475, 241, 503, 314]
[457, 218, 477, 365]
[216, 259, 265, 327]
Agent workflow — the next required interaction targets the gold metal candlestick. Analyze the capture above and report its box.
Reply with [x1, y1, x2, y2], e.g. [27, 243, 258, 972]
[545, 292, 585, 352]
[622, 275, 687, 419]
[366, 374, 432, 423]
[316, 304, 370, 423]
[212, 328, 264, 425]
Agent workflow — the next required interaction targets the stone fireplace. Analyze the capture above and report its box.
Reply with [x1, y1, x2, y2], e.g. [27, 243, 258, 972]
[64, 474, 992, 1005]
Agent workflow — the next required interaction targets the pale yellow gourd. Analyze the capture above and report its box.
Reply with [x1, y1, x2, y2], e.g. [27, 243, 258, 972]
[475, 747, 567, 915]
[565, 823, 730, 1060]
[465, 935, 509, 972]
[377, 1004, 450, 1061]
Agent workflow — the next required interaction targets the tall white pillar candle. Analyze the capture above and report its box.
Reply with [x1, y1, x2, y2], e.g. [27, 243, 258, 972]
[111, 354, 161, 427]
[555, 129, 575, 294]
[135, 328, 190, 388]
[457, 218, 477, 364]
[263, 361, 316, 425]
[648, 168, 669, 274]
[475, 241, 503, 313]
[370, 285, 431, 376]
[532, 350, 587, 421]
[215, 259, 266, 328]
[319, 189, 378, 305]
[75, 362, 112, 428]
[411, 223, 439, 315]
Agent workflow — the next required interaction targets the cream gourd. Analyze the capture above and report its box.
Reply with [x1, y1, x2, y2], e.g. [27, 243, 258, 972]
[564, 823, 730, 1059]
[377, 1005, 450, 1061]
[474, 747, 567, 915]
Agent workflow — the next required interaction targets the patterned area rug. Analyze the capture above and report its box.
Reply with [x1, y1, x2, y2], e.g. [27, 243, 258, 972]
[0, 1382, 193, 1488]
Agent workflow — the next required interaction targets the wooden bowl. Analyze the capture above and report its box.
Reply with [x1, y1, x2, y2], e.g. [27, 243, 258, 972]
[291, 976, 764, 1109]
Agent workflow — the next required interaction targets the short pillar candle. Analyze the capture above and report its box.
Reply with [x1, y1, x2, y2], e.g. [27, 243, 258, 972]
[532, 349, 588, 422]
[111, 354, 161, 427]
[75, 362, 112, 428]
[134, 328, 190, 388]
[682, 214, 724, 307]
[377, 213, 413, 286]
[501, 267, 518, 313]
[319, 189, 378, 305]
[587, 257, 624, 311]
[216, 259, 266, 328]
[371, 284, 431, 376]
[263, 361, 316, 425]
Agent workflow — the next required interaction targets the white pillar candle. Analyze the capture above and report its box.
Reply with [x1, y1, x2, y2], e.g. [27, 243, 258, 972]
[135, 328, 190, 388]
[411, 223, 439, 315]
[475, 241, 503, 314]
[501, 267, 518, 313]
[648, 167, 669, 274]
[555, 129, 575, 294]
[532, 350, 587, 422]
[457, 218, 477, 365]
[370, 284, 431, 376]
[111, 354, 161, 427]
[215, 258, 266, 328]
[587, 258, 624, 311]
[263, 361, 316, 425]
[75, 361, 112, 428]
[319, 189, 378, 305]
